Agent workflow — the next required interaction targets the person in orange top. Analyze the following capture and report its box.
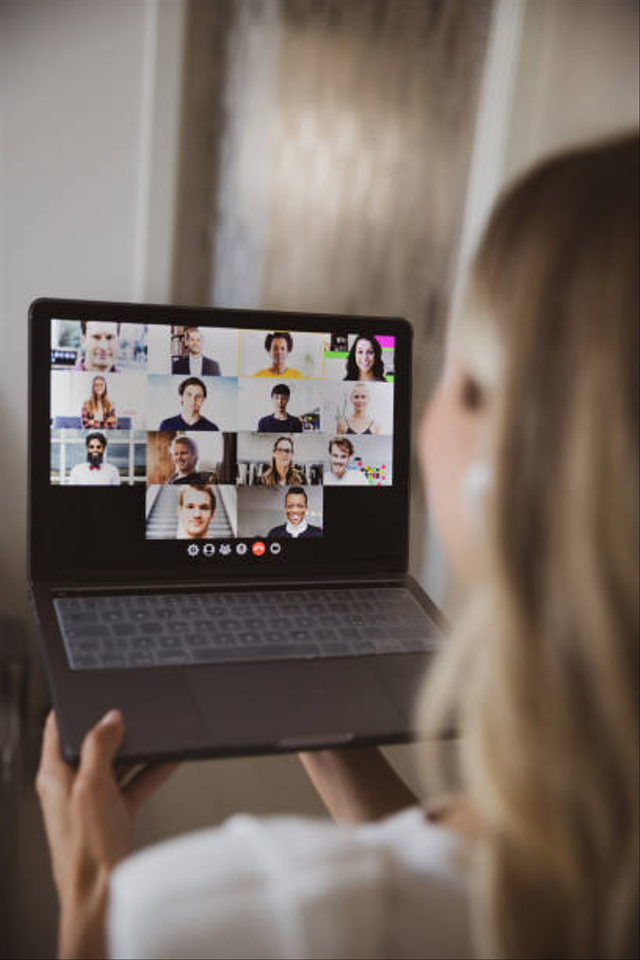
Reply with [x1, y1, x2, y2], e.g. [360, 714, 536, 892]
[253, 332, 302, 378]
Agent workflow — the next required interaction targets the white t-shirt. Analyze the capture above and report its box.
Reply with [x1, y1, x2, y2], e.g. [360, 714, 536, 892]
[323, 468, 369, 486]
[285, 520, 308, 537]
[189, 355, 204, 377]
[68, 461, 121, 485]
[108, 807, 471, 959]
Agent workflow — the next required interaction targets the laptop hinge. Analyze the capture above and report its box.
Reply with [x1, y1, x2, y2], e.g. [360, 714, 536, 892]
[36, 572, 408, 595]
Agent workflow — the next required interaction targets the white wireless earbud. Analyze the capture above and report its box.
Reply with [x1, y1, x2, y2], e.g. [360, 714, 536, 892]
[460, 460, 492, 521]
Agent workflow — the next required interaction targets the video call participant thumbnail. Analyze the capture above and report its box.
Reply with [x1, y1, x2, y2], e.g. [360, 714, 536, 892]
[81, 375, 117, 429]
[261, 437, 304, 487]
[254, 332, 302, 379]
[324, 437, 368, 486]
[167, 436, 200, 485]
[343, 334, 387, 382]
[336, 383, 381, 435]
[267, 487, 322, 539]
[258, 384, 302, 433]
[75, 322, 121, 373]
[159, 377, 219, 431]
[177, 484, 216, 539]
[68, 433, 121, 486]
[172, 327, 221, 376]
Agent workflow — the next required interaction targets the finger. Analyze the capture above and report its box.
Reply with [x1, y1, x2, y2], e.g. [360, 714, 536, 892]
[78, 709, 125, 783]
[36, 710, 74, 795]
[123, 762, 181, 813]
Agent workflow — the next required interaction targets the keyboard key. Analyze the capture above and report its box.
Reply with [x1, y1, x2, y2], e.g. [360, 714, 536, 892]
[128, 652, 155, 666]
[156, 650, 188, 665]
[71, 654, 100, 669]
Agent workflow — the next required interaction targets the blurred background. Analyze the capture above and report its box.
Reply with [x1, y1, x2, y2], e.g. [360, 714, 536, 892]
[1, 1, 638, 956]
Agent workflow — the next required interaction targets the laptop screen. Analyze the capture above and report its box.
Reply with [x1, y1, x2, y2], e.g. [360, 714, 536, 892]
[30, 301, 412, 583]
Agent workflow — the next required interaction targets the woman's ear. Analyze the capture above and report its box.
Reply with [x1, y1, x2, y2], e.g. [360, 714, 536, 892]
[460, 460, 492, 523]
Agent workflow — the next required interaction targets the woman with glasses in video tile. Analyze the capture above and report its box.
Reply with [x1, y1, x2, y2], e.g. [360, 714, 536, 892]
[261, 436, 304, 487]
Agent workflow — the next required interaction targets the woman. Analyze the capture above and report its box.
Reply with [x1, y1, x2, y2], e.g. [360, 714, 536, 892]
[254, 331, 302, 378]
[336, 383, 381, 435]
[80, 375, 117, 429]
[343, 334, 386, 381]
[36, 135, 638, 959]
[176, 483, 216, 539]
[261, 436, 304, 487]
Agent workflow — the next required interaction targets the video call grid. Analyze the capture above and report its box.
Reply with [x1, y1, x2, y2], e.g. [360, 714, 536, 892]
[49, 321, 397, 541]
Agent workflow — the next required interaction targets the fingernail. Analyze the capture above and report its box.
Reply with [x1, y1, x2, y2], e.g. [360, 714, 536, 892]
[100, 709, 122, 726]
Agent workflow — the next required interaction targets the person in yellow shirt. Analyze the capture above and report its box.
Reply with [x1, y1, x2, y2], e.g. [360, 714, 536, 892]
[253, 331, 302, 378]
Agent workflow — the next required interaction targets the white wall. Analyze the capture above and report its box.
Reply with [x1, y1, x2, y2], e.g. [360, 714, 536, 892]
[504, 0, 639, 180]
[0, 0, 185, 643]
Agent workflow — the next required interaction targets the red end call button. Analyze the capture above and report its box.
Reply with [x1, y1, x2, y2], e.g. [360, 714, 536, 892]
[252, 541, 266, 556]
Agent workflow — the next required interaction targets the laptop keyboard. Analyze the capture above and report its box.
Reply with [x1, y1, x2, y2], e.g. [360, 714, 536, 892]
[53, 587, 442, 670]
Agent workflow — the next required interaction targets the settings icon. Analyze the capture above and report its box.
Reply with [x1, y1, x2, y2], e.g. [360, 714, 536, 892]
[187, 543, 200, 557]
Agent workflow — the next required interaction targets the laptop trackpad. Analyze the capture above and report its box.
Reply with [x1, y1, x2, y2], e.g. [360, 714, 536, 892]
[186, 659, 408, 753]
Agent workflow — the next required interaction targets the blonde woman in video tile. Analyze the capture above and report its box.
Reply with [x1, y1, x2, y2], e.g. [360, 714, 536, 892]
[336, 383, 381, 435]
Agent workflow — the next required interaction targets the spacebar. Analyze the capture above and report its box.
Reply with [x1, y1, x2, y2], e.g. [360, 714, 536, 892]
[191, 643, 320, 663]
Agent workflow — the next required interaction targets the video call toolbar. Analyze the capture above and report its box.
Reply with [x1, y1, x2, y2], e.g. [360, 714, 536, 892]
[50, 320, 396, 544]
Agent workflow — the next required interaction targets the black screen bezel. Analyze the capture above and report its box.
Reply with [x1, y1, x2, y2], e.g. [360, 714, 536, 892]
[29, 298, 413, 585]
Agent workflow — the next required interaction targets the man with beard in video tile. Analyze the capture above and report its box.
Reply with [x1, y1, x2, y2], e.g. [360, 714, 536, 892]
[172, 327, 222, 376]
[324, 437, 369, 486]
[267, 486, 322, 539]
[68, 433, 121, 485]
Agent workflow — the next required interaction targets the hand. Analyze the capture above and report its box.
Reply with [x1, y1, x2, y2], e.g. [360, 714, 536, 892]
[36, 709, 179, 959]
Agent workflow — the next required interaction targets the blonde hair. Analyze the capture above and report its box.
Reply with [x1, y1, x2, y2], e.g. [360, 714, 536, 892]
[419, 134, 639, 959]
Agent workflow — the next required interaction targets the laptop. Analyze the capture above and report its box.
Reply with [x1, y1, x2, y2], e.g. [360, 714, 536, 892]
[29, 298, 445, 764]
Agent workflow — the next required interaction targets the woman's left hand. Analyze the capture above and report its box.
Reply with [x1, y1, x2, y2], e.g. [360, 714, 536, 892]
[36, 709, 179, 959]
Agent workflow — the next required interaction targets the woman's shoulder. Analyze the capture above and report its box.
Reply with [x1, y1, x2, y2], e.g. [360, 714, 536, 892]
[109, 808, 471, 960]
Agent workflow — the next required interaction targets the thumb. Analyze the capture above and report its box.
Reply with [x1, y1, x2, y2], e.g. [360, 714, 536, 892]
[79, 709, 125, 780]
